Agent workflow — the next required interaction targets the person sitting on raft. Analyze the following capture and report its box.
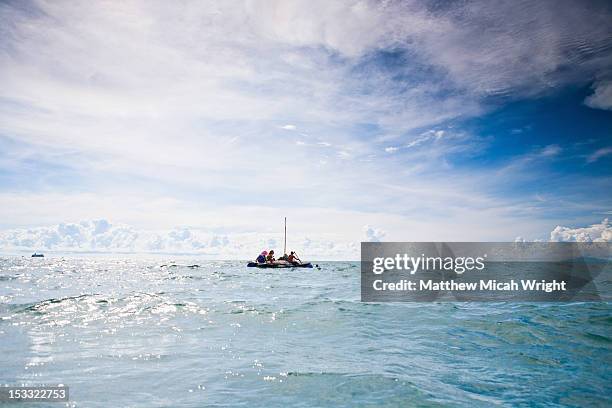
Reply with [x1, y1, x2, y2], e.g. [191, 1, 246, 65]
[255, 251, 267, 264]
[266, 250, 276, 263]
[287, 251, 301, 265]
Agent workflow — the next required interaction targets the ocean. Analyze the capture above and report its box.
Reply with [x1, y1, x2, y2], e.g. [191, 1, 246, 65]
[1, 257, 610, 407]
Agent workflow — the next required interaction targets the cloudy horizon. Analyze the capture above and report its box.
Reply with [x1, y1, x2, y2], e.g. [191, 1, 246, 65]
[1, 0, 611, 258]
[0, 217, 610, 260]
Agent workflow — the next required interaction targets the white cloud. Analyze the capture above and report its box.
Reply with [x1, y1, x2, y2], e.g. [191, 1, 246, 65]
[385, 147, 398, 153]
[2, 1, 608, 158]
[584, 81, 612, 111]
[540, 144, 562, 157]
[363, 225, 385, 242]
[92, 219, 111, 235]
[587, 147, 612, 163]
[0, 191, 576, 258]
[0, 0, 610, 250]
[403, 129, 451, 149]
[550, 219, 612, 242]
[0, 220, 140, 252]
[0, 219, 361, 259]
[6, 217, 608, 258]
[144, 228, 230, 253]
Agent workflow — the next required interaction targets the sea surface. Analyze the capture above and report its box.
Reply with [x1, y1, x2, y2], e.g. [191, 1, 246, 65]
[0, 257, 610, 407]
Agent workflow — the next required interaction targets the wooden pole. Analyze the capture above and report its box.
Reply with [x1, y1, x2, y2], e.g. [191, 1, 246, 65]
[284, 217, 287, 255]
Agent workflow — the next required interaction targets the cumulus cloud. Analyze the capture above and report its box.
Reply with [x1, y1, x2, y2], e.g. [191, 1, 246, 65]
[363, 225, 386, 242]
[514, 236, 544, 243]
[550, 219, 612, 242]
[584, 81, 612, 111]
[144, 228, 229, 253]
[92, 219, 111, 235]
[0, 219, 362, 259]
[0, 220, 140, 251]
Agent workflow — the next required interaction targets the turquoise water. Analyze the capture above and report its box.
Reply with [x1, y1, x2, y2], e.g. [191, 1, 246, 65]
[0, 257, 610, 407]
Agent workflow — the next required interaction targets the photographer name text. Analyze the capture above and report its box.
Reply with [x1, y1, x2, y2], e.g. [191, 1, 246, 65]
[373, 279, 567, 292]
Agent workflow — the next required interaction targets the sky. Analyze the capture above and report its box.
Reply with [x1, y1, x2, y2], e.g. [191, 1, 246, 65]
[0, 0, 611, 258]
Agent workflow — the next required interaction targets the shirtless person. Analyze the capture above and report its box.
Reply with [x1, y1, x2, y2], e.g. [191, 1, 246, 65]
[287, 251, 301, 265]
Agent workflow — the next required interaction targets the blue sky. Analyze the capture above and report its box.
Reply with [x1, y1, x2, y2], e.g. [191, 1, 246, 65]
[0, 0, 611, 257]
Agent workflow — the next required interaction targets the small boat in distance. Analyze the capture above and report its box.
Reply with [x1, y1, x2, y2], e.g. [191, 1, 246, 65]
[31, 253, 44, 258]
[247, 261, 313, 269]
[248, 218, 315, 269]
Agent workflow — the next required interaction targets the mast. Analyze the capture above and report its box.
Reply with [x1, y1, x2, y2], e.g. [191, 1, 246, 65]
[284, 217, 287, 255]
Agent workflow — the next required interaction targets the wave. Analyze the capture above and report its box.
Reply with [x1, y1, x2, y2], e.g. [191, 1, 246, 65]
[1, 292, 211, 323]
